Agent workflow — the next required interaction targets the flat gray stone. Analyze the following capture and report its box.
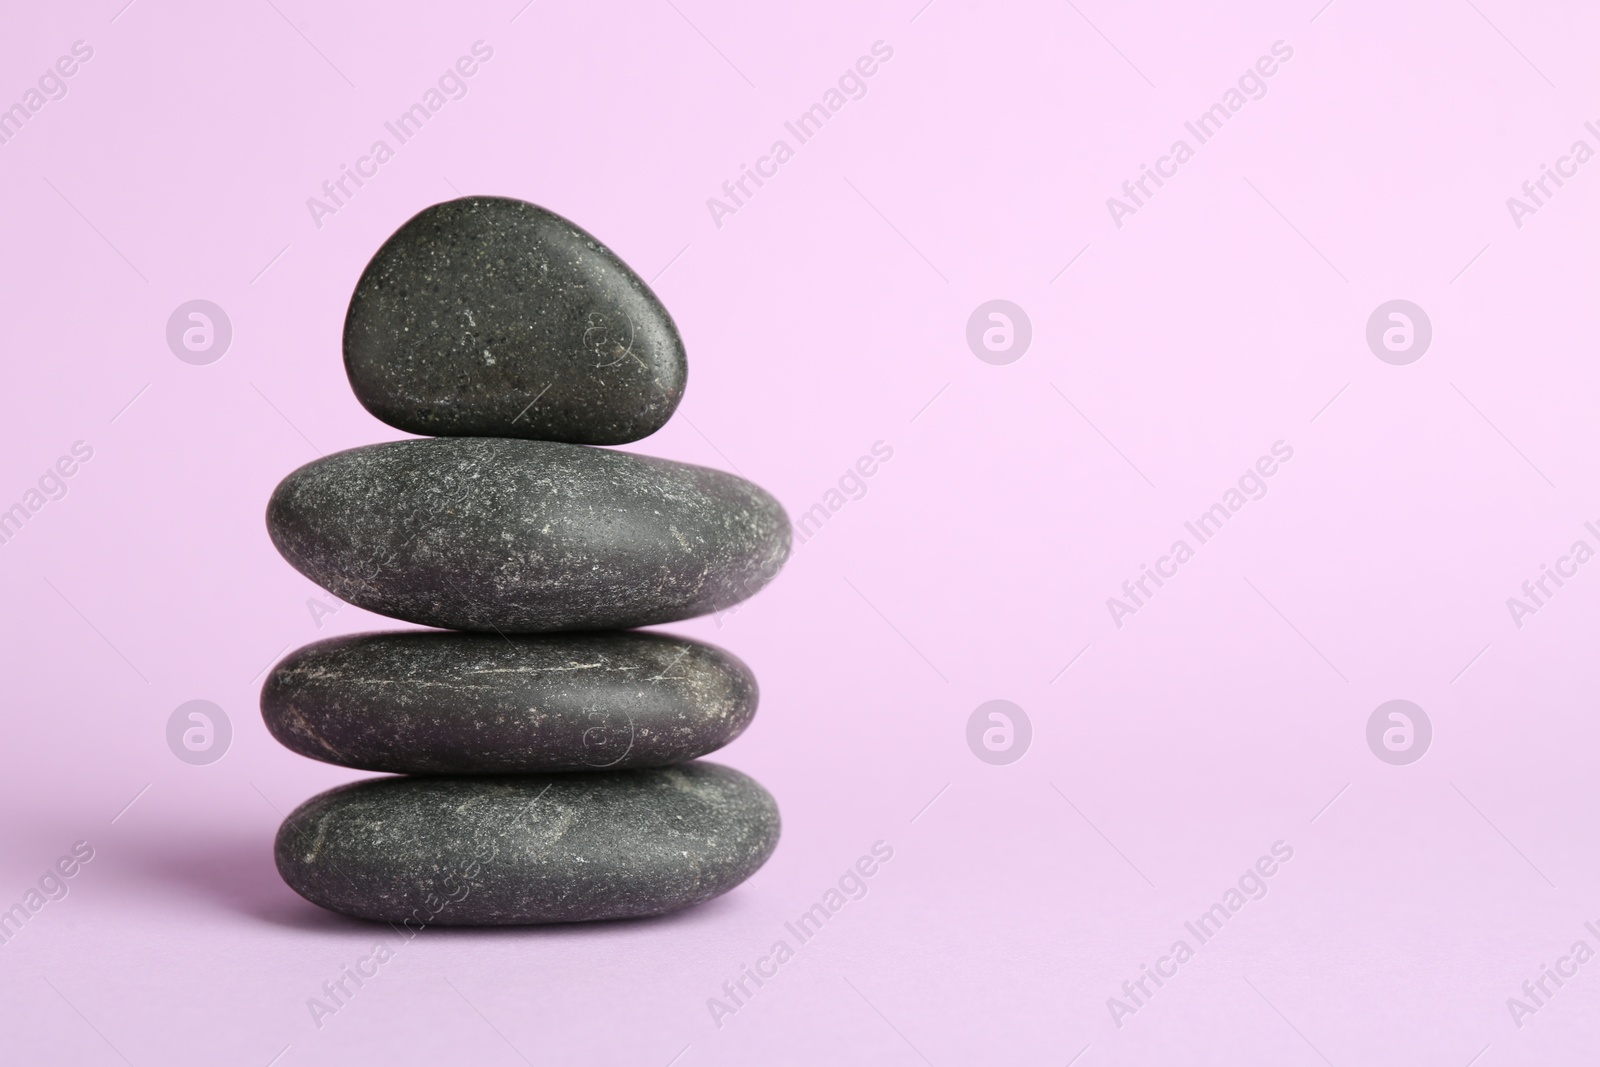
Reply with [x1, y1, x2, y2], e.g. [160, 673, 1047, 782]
[265, 437, 790, 632]
[274, 763, 779, 924]
[262, 630, 757, 774]
[344, 197, 686, 445]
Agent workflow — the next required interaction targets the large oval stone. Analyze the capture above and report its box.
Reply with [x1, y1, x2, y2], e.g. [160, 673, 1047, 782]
[261, 630, 757, 774]
[275, 763, 779, 924]
[343, 197, 686, 445]
[265, 438, 790, 632]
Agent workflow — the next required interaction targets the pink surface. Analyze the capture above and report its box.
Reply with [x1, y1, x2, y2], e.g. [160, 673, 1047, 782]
[2, 1, 1597, 1063]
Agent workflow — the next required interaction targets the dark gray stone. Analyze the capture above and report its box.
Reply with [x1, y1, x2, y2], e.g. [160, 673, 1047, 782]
[274, 763, 779, 924]
[262, 630, 758, 774]
[343, 197, 686, 445]
[265, 437, 790, 632]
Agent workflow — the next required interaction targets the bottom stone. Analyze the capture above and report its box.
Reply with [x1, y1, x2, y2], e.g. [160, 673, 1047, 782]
[274, 763, 779, 925]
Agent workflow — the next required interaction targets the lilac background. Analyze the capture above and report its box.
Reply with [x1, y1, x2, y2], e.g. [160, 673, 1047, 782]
[3, 0, 1598, 1063]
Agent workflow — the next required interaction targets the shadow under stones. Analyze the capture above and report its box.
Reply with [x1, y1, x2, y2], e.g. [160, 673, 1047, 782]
[120, 830, 350, 931]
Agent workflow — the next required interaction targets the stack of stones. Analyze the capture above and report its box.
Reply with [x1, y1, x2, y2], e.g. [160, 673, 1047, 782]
[260, 197, 790, 925]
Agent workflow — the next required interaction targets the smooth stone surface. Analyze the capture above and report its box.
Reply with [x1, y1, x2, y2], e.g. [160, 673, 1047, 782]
[262, 630, 758, 773]
[275, 763, 779, 925]
[344, 196, 686, 445]
[265, 438, 790, 632]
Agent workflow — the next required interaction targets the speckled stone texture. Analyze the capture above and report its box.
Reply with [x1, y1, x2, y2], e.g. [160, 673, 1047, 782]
[343, 197, 686, 445]
[265, 437, 791, 632]
[274, 763, 779, 924]
[261, 630, 758, 774]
